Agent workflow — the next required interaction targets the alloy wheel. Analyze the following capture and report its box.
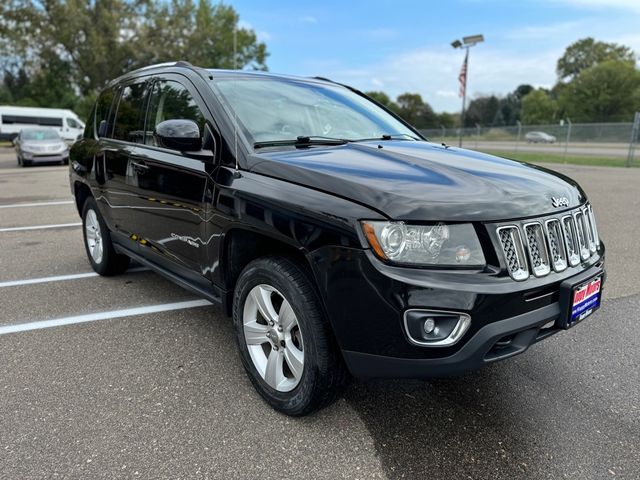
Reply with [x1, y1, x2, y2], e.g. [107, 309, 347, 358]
[85, 209, 104, 264]
[243, 284, 305, 392]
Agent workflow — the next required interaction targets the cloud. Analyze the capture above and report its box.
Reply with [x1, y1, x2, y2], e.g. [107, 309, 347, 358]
[324, 45, 561, 112]
[300, 15, 318, 24]
[256, 30, 272, 42]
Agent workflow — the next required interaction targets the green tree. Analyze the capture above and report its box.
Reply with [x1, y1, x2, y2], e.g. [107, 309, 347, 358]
[521, 89, 557, 124]
[557, 37, 635, 81]
[0, 0, 268, 112]
[437, 112, 456, 128]
[364, 91, 399, 113]
[558, 60, 640, 122]
[395, 93, 438, 129]
[464, 95, 500, 126]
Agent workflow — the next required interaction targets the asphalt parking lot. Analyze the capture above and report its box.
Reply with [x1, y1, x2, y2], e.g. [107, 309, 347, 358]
[0, 147, 639, 479]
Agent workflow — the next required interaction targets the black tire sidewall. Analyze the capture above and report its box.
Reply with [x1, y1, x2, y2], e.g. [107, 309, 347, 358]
[233, 257, 335, 415]
[81, 197, 128, 275]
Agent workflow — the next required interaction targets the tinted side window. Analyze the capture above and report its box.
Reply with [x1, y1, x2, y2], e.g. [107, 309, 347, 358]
[112, 82, 148, 143]
[146, 80, 205, 146]
[95, 87, 117, 137]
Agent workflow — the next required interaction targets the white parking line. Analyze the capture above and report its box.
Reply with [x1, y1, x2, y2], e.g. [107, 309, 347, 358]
[0, 267, 149, 288]
[0, 299, 212, 336]
[0, 200, 74, 209]
[0, 222, 81, 232]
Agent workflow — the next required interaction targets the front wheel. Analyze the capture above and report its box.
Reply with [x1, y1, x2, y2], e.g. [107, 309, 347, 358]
[232, 256, 347, 416]
[82, 197, 130, 276]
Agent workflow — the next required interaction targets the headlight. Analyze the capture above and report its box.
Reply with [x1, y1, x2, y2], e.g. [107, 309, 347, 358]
[361, 221, 485, 266]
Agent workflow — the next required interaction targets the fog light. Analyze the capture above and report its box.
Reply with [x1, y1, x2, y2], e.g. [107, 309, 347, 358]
[423, 318, 436, 334]
[404, 309, 472, 347]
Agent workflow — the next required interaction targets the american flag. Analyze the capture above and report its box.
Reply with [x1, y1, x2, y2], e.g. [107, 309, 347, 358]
[458, 50, 468, 98]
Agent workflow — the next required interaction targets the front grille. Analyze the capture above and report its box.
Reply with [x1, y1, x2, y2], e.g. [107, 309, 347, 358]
[497, 226, 529, 281]
[496, 203, 599, 281]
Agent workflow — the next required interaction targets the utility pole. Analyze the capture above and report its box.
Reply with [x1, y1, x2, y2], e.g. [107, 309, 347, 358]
[452, 35, 484, 148]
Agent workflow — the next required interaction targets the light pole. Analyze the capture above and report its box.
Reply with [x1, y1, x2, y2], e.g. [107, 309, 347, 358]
[451, 34, 484, 147]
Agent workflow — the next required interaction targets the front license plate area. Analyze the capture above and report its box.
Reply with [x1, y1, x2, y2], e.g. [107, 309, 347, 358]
[560, 274, 602, 329]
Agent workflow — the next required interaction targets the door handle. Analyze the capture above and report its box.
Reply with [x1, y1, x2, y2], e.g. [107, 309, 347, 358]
[131, 160, 150, 174]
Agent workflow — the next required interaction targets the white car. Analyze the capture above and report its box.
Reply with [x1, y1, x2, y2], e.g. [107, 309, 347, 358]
[525, 131, 556, 143]
[0, 106, 85, 144]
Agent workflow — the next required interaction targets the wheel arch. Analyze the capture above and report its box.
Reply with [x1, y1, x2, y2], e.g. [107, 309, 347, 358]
[221, 227, 315, 315]
[73, 181, 93, 216]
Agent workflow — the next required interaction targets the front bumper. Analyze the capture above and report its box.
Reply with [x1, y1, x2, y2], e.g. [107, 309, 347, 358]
[21, 152, 69, 163]
[309, 245, 605, 379]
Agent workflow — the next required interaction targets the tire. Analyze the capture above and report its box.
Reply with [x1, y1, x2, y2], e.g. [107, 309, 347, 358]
[232, 256, 348, 416]
[81, 197, 130, 276]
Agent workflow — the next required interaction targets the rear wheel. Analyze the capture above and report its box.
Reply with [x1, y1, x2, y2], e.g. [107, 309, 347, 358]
[232, 256, 347, 416]
[82, 197, 130, 276]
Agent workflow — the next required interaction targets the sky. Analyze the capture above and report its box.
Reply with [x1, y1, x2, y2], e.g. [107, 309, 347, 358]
[231, 0, 640, 113]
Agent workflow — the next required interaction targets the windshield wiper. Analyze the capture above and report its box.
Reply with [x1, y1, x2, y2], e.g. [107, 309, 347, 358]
[254, 136, 350, 149]
[350, 133, 421, 142]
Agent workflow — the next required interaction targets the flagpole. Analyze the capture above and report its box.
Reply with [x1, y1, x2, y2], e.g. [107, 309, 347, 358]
[459, 48, 469, 148]
[451, 34, 484, 149]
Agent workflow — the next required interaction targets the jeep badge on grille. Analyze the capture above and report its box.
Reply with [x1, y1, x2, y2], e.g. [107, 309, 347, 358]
[551, 196, 569, 208]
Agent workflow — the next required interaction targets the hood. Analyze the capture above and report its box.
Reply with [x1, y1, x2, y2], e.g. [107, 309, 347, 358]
[248, 141, 586, 222]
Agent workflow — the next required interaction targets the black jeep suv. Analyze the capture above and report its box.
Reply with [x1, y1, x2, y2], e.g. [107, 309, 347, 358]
[69, 62, 605, 416]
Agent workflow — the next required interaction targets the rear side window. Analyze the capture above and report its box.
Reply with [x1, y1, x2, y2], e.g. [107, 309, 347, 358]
[112, 82, 148, 143]
[146, 80, 205, 146]
[95, 88, 117, 137]
[66, 118, 80, 128]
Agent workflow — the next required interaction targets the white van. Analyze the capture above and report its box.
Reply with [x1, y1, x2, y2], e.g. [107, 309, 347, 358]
[0, 106, 85, 144]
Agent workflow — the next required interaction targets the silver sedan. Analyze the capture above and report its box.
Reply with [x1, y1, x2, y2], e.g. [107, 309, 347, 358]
[13, 129, 70, 167]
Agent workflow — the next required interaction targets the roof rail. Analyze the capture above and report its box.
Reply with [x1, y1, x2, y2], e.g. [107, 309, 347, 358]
[311, 76, 334, 83]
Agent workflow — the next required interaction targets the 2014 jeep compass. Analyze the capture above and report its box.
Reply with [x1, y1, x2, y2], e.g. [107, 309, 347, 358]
[69, 62, 605, 416]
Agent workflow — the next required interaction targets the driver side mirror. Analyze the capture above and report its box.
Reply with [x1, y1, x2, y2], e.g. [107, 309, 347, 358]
[154, 119, 202, 152]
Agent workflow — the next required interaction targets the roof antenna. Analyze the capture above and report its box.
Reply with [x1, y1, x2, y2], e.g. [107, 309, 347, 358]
[232, 23, 240, 178]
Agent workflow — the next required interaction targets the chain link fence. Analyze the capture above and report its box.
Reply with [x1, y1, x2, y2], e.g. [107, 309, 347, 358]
[419, 116, 640, 167]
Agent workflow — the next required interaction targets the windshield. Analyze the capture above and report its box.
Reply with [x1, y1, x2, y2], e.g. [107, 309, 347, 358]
[22, 130, 60, 141]
[210, 76, 418, 145]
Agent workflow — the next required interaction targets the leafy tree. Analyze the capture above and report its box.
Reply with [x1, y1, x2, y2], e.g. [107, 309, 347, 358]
[521, 89, 557, 124]
[364, 91, 399, 113]
[0, 0, 268, 117]
[558, 60, 640, 122]
[464, 95, 500, 127]
[437, 112, 456, 129]
[557, 37, 635, 81]
[136, 1, 268, 71]
[395, 93, 438, 129]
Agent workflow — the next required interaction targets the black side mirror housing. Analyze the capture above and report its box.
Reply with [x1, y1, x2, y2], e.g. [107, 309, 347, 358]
[154, 119, 202, 152]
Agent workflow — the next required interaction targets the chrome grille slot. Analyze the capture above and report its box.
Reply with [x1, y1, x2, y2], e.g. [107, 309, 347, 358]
[583, 206, 597, 253]
[561, 215, 580, 266]
[587, 205, 600, 249]
[523, 222, 551, 277]
[573, 210, 590, 260]
[497, 226, 529, 281]
[544, 219, 567, 272]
